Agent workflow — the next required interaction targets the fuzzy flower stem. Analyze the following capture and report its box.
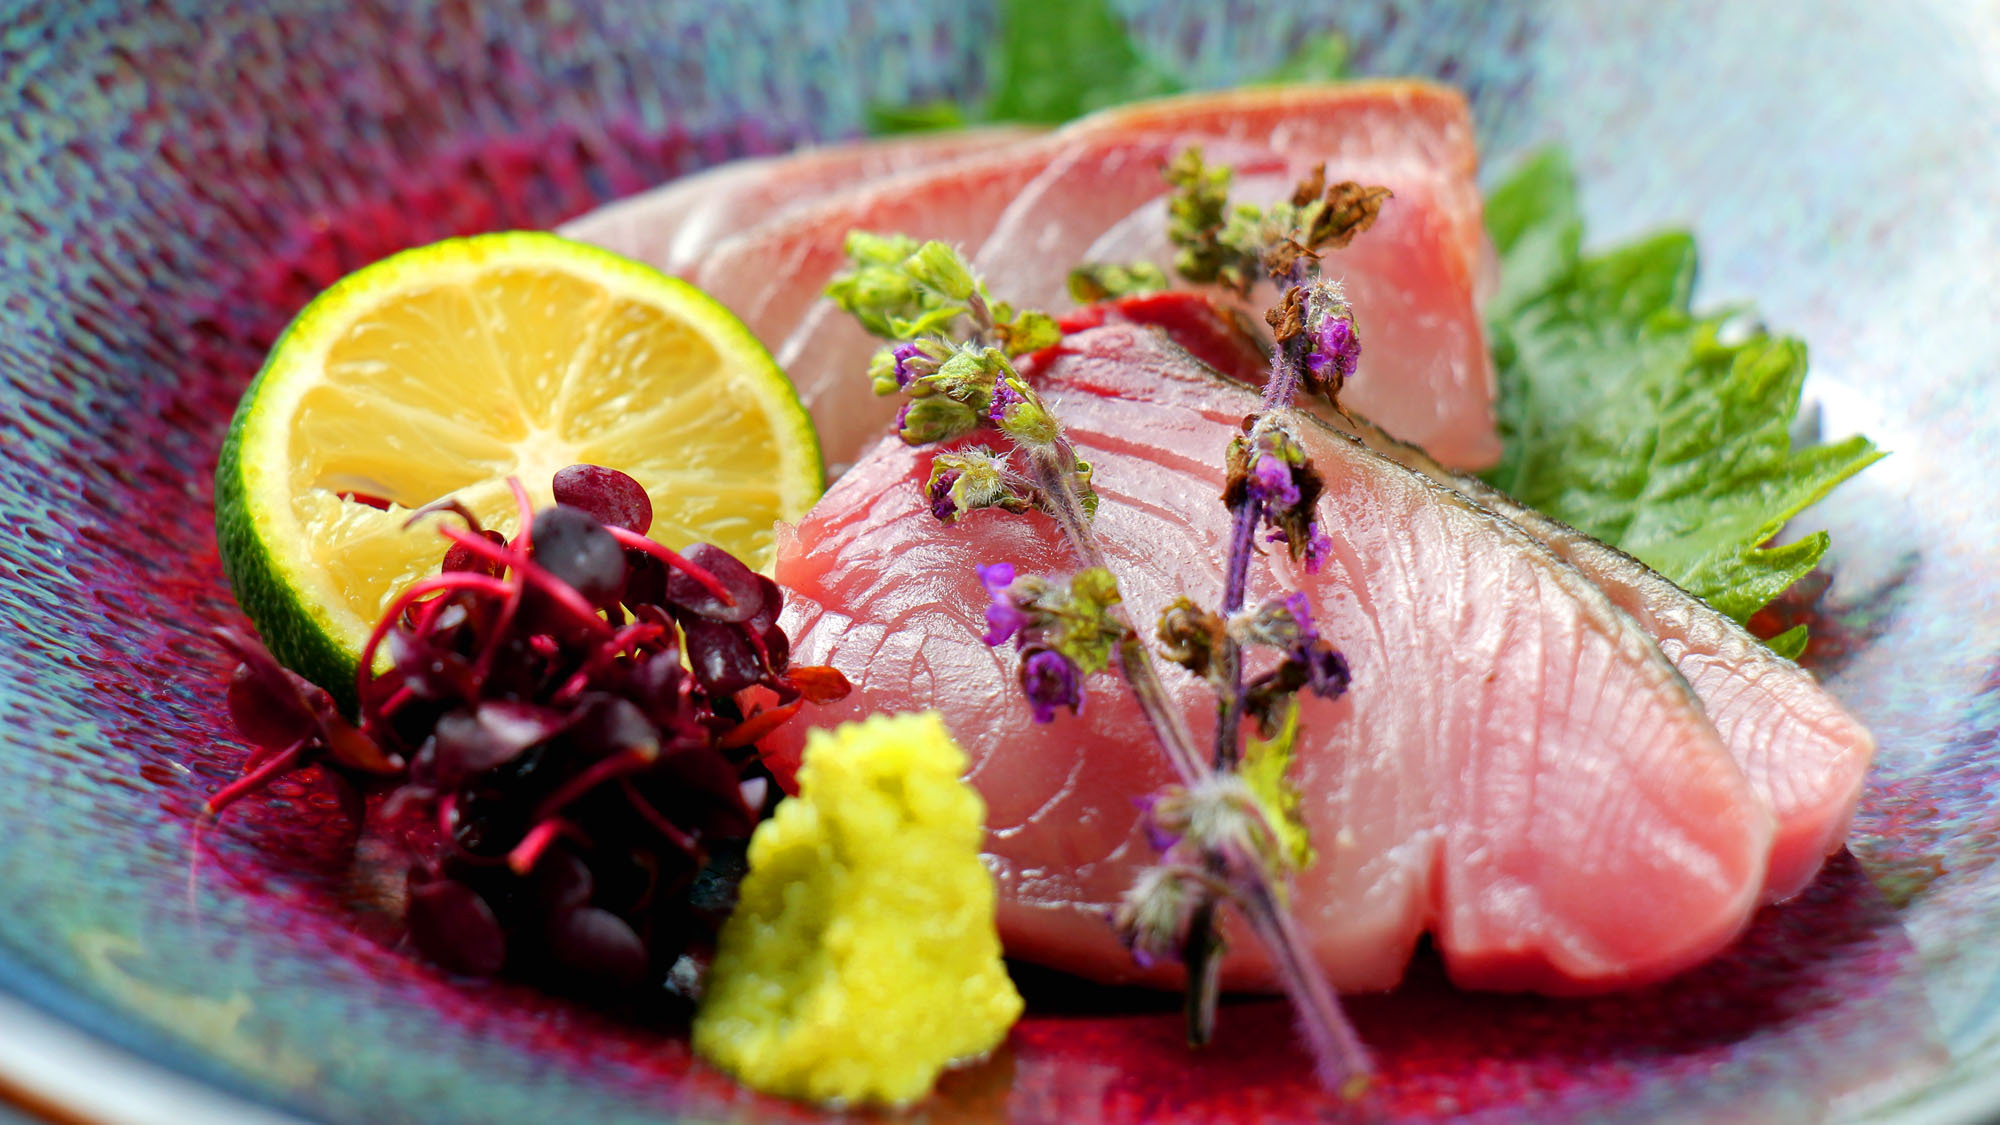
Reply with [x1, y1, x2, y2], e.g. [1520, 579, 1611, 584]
[1023, 438, 1208, 785]
[1182, 873, 1224, 1047]
[1019, 382, 1365, 1094]
[1185, 276, 1370, 1091]
[1238, 876, 1372, 1093]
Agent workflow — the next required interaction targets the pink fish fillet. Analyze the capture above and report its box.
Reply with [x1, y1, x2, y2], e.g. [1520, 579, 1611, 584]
[1385, 460, 1876, 902]
[770, 323, 1773, 996]
[1107, 289, 1874, 903]
[980, 151, 1498, 469]
[731, 134, 1282, 474]
[1064, 81, 1489, 277]
[678, 82, 1498, 475]
[556, 127, 1042, 275]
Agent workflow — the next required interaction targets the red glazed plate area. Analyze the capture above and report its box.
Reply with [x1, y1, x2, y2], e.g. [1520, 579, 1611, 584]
[2, 3, 1998, 1123]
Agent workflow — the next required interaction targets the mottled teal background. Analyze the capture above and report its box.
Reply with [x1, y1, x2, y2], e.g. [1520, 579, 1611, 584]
[2, 2, 1997, 1122]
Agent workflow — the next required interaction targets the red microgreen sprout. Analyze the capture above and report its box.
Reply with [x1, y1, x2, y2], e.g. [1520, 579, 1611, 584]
[208, 465, 849, 1001]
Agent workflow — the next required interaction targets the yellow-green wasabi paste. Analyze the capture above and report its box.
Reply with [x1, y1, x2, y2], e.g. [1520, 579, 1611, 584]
[692, 711, 1022, 1107]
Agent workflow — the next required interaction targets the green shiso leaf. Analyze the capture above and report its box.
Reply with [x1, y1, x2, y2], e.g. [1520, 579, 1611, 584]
[1482, 148, 1883, 641]
[983, 0, 1183, 124]
[871, 0, 1349, 132]
[1252, 33, 1352, 87]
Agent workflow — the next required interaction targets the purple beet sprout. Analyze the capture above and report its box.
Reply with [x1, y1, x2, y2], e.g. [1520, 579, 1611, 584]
[207, 465, 850, 1005]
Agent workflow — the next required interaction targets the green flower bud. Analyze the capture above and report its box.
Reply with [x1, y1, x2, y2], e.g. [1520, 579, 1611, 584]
[1067, 262, 1170, 304]
[903, 240, 978, 302]
[842, 230, 919, 266]
[989, 380, 1058, 447]
[1047, 566, 1128, 675]
[867, 347, 902, 397]
[924, 343, 1005, 410]
[896, 396, 982, 446]
[999, 308, 1063, 356]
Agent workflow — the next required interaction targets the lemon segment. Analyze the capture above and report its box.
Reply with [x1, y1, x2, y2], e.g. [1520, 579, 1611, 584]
[216, 231, 822, 703]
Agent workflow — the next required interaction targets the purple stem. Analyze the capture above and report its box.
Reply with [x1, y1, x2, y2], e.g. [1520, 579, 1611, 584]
[1238, 877, 1372, 1093]
[1025, 425, 1365, 1094]
[1174, 274, 1365, 1087]
[1211, 503, 1260, 769]
[1212, 330, 1314, 772]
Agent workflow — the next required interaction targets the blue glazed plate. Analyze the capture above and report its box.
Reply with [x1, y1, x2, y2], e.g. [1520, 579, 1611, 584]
[2, 2, 1997, 1122]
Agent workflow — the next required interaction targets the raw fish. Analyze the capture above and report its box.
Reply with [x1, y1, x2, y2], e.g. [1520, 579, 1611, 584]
[1376, 446, 1875, 902]
[567, 81, 1498, 475]
[982, 153, 1497, 468]
[1103, 290, 1875, 902]
[770, 324, 1772, 995]
[556, 127, 1039, 274]
[696, 134, 1279, 474]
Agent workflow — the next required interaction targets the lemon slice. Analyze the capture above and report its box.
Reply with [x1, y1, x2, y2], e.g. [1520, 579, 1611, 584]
[216, 231, 822, 702]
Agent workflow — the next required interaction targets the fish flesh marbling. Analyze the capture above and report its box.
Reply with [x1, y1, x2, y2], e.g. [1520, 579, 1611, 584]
[770, 323, 1773, 995]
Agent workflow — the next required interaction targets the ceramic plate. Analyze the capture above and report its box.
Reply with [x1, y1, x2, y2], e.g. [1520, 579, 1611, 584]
[3, 2, 1997, 1122]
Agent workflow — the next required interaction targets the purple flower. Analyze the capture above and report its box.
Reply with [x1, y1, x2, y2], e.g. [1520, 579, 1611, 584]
[1303, 523, 1332, 575]
[928, 468, 963, 522]
[1019, 646, 1083, 723]
[978, 562, 1028, 646]
[1132, 793, 1183, 854]
[1296, 642, 1351, 700]
[1306, 312, 1359, 385]
[891, 341, 924, 389]
[987, 378, 1026, 426]
[979, 562, 1016, 597]
[1248, 454, 1300, 510]
[1284, 591, 1318, 641]
[1269, 522, 1333, 575]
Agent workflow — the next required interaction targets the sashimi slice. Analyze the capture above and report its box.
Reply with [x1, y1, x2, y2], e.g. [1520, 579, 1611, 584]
[984, 151, 1498, 468]
[556, 127, 1041, 275]
[1091, 290, 1875, 901]
[1063, 81, 1490, 294]
[680, 81, 1498, 475]
[771, 323, 1772, 996]
[684, 137, 1083, 472]
[760, 135, 1284, 472]
[1360, 436, 1876, 902]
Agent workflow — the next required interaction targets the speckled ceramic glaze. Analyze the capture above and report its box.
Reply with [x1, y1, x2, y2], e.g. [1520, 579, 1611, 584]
[2, 2, 1996, 1122]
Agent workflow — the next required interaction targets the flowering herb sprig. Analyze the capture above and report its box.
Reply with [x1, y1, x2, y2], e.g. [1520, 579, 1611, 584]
[828, 177, 1384, 1092]
[1067, 261, 1170, 304]
[1161, 148, 1392, 298]
[209, 465, 849, 1000]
